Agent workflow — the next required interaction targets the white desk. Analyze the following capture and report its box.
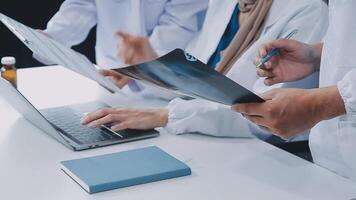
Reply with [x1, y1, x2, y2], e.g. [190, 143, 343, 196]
[0, 66, 355, 200]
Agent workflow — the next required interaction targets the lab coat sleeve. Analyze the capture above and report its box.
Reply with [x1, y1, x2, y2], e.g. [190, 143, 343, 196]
[337, 69, 356, 113]
[162, 98, 255, 138]
[44, 0, 97, 47]
[148, 0, 208, 55]
[336, 69, 356, 177]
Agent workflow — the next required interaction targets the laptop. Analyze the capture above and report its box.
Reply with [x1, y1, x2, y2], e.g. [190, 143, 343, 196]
[0, 13, 158, 150]
[0, 77, 159, 150]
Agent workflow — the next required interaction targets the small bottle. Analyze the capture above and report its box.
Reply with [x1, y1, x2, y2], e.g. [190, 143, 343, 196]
[1, 56, 17, 88]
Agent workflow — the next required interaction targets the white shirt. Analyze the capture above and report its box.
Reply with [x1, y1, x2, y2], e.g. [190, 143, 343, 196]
[309, 0, 356, 181]
[44, 0, 208, 68]
[162, 0, 329, 140]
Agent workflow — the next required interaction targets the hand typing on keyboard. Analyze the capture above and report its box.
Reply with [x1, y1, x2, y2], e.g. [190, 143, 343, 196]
[80, 107, 169, 132]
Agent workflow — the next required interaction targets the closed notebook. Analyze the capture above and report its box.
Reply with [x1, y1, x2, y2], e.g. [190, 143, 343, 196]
[60, 146, 191, 194]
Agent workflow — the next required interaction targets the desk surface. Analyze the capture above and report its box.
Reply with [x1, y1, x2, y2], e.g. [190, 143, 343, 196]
[0, 66, 355, 200]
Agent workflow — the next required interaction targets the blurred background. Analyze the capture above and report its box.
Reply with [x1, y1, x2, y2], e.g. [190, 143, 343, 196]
[0, 0, 96, 68]
[0, 0, 328, 68]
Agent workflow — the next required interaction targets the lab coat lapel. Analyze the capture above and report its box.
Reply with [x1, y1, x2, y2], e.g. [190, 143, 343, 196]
[191, 0, 291, 63]
[189, 0, 238, 63]
[262, 0, 293, 33]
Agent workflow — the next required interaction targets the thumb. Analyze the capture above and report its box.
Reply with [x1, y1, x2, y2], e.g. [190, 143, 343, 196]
[264, 76, 284, 86]
[257, 39, 291, 59]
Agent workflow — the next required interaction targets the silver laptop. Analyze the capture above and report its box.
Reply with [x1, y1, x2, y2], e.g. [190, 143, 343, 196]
[0, 77, 159, 151]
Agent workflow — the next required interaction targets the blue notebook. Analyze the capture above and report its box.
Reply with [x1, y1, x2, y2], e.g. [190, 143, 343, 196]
[60, 146, 191, 194]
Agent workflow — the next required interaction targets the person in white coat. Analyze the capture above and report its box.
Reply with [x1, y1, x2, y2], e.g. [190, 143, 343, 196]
[44, 0, 208, 69]
[232, 0, 356, 180]
[80, 0, 328, 140]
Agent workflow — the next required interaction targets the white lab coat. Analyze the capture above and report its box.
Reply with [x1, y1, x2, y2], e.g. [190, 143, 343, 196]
[309, 0, 356, 181]
[44, 0, 208, 68]
[162, 0, 329, 139]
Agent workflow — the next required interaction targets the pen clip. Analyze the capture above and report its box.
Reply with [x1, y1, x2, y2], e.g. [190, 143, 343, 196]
[284, 29, 298, 40]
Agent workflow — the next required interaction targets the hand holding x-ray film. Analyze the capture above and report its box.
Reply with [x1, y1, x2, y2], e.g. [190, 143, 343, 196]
[0, 13, 122, 94]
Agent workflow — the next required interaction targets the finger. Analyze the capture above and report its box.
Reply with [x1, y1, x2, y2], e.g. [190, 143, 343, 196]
[116, 31, 127, 38]
[116, 77, 130, 88]
[258, 45, 269, 58]
[232, 103, 264, 116]
[258, 125, 272, 133]
[87, 114, 127, 128]
[80, 107, 114, 125]
[102, 72, 126, 87]
[129, 37, 145, 49]
[257, 56, 279, 71]
[244, 115, 270, 128]
[111, 121, 131, 132]
[259, 39, 293, 58]
[108, 76, 123, 87]
[99, 69, 122, 77]
[122, 46, 135, 64]
[254, 56, 267, 69]
[254, 57, 261, 67]
[263, 56, 279, 70]
[262, 60, 273, 70]
[256, 53, 279, 70]
[116, 31, 131, 43]
[117, 31, 138, 46]
[264, 76, 283, 86]
[118, 43, 135, 65]
[257, 68, 274, 78]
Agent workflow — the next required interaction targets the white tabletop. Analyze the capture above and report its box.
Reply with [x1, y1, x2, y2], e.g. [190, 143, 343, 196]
[0, 66, 355, 200]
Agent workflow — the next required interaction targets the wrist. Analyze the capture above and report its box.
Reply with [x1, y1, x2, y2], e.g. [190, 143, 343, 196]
[155, 108, 169, 127]
[310, 86, 346, 122]
[310, 43, 323, 71]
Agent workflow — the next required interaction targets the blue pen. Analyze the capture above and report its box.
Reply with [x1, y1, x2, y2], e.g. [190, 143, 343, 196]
[256, 29, 298, 68]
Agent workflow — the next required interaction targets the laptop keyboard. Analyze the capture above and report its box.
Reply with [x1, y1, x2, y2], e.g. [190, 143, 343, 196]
[41, 107, 121, 145]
